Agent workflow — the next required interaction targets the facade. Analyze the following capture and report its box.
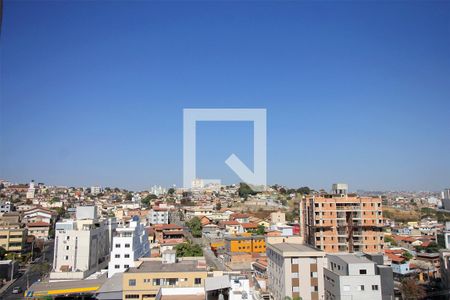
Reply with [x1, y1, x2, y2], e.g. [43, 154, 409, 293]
[225, 235, 266, 253]
[52, 207, 111, 280]
[270, 211, 286, 225]
[122, 255, 207, 300]
[324, 254, 382, 300]
[22, 207, 56, 225]
[27, 222, 51, 240]
[91, 186, 102, 195]
[148, 208, 169, 225]
[0, 227, 27, 253]
[108, 216, 150, 278]
[0, 201, 13, 213]
[301, 191, 384, 253]
[267, 242, 327, 300]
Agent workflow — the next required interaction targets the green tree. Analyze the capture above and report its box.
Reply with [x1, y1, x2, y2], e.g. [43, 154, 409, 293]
[296, 187, 310, 195]
[0, 246, 6, 259]
[175, 242, 203, 257]
[238, 182, 258, 199]
[403, 251, 413, 261]
[141, 194, 157, 208]
[31, 262, 51, 274]
[186, 217, 202, 238]
[251, 224, 265, 236]
[168, 188, 176, 195]
[125, 193, 133, 201]
[215, 202, 222, 211]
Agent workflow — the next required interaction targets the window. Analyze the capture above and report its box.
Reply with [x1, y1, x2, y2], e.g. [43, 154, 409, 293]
[125, 254, 130, 258]
[115, 244, 120, 248]
[115, 254, 120, 258]
[195, 278, 202, 285]
[153, 278, 161, 286]
[66, 246, 69, 250]
[311, 286, 318, 292]
[128, 279, 136, 286]
[167, 278, 178, 286]
[372, 285, 379, 291]
[359, 269, 367, 275]
[358, 285, 365, 291]
[311, 272, 318, 278]
[115, 265, 120, 269]
[65, 256, 69, 260]
[125, 295, 139, 299]
[343, 285, 350, 292]
[124, 265, 129, 268]
[125, 243, 130, 248]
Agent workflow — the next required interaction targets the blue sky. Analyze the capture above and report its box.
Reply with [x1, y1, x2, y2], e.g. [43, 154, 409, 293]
[1, 1, 449, 191]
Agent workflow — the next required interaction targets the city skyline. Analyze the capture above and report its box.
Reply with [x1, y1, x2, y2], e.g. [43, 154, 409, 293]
[1, 1, 450, 191]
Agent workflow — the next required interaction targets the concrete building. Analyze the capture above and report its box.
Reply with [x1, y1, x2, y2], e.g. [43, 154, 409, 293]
[51, 206, 112, 280]
[270, 211, 286, 225]
[267, 242, 327, 300]
[108, 216, 150, 278]
[26, 180, 36, 199]
[301, 187, 384, 253]
[324, 254, 382, 300]
[0, 201, 13, 213]
[91, 186, 102, 195]
[442, 189, 450, 210]
[122, 252, 208, 300]
[148, 208, 169, 225]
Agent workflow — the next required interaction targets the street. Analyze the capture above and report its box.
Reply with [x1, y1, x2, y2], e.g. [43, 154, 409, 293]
[1, 240, 54, 300]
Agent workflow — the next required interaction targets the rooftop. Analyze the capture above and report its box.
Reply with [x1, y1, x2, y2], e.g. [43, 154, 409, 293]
[328, 254, 374, 265]
[268, 242, 324, 257]
[126, 259, 207, 273]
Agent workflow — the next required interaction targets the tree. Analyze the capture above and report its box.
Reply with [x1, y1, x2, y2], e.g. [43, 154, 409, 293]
[399, 278, 425, 300]
[0, 246, 6, 259]
[251, 224, 265, 236]
[296, 186, 310, 195]
[31, 262, 51, 274]
[141, 194, 157, 208]
[125, 193, 133, 201]
[403, 251, 413, 261]
[238, 182, 258, 199]
[186, 217, 202, 238]
[215, 202, 222, 211]
[168, 188, 176, 195]
[175, 242, 203, 257]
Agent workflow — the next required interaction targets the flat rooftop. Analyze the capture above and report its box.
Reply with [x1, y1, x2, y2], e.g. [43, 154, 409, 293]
[127, 260, 207, 273]
[328, 254, 374, 265]
[268, 243, 324, 257]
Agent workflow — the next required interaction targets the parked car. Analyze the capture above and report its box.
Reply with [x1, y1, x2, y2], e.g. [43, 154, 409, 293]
[12, 286, 22, 294]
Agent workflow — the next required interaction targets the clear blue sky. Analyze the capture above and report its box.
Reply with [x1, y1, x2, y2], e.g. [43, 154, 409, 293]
[1, 1, 449, 191]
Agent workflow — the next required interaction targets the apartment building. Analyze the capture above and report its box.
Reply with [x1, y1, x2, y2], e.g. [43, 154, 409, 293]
[225, 235, 266, 253]
[301, 186, 384, 253]
[51, 206, 112, 280]
[0, 213, 27, 253]
[148, 208, 169, 225]
[122, 252, 208, 300]
[267, 242, 327, 300]
[324, 254, 382, 300]
[108, 216, 150, 278]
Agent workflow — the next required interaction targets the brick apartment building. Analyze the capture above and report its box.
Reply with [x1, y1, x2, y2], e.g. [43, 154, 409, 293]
[300, 184, 384, 253]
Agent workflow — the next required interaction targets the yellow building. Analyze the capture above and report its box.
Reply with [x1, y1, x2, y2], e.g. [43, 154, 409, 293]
[225, 235, 266, 253]
[0, 227, 27, 253]
[122, 255, 208, 300]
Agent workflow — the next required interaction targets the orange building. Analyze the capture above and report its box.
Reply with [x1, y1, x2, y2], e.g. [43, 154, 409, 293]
[225, 235, 266, 253]
[300, 193, 384, 253]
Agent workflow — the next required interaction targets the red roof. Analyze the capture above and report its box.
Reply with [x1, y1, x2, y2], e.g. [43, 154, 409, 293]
[220, 220, 240, 226]
[386, 253, 406, 263]
[230, 213, 249, 220]
[154, 224, 183, 231]
[242, 223, 258, 229]
[27, 222, 51, 227]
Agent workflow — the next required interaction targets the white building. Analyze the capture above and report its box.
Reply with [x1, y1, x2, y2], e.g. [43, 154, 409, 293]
[148, 208, 169, 225]
[91, 186, 102, 195]
[51, 206, 112, 280]
[324, 254, 382, 300]
[150, 185, 166, 196]
[26, 180, 36, 199]
[0, 201, 13, 213]
[108, 216, 149, 278]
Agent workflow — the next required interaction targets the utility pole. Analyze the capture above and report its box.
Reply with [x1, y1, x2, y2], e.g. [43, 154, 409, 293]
[31, 239, 34, 262]
[10, 253, 15, 281]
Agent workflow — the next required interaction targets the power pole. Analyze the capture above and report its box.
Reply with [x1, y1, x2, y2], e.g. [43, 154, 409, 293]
[10, 253, 15, 281]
